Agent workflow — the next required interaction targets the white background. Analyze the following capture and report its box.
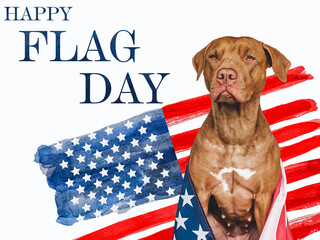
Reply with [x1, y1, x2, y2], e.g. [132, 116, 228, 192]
[1, 0, 319, 239]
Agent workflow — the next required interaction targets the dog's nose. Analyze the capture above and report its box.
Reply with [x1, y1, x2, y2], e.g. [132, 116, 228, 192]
[217, 68, 238, 85]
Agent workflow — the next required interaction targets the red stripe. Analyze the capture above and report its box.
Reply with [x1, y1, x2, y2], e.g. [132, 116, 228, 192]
[263, 99, 317, 125]
[262, 66, 313, 96]
[290, 213, 320, 240]
[285, 158, 320, 184]
[280, 135, 320, 161]
[139, 227, 174, 240]
[273, 119, 320, 144]
[163, 66, 312, 126]
[286, 183, 320, 211]
[76, 204, 177, 240]
[171, 100, 318, 153]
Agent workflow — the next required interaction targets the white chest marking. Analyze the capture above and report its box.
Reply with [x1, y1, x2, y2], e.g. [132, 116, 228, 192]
[209, 167, 256, 192]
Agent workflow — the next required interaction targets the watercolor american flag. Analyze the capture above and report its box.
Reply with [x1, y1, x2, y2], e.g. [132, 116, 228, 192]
[35, 66, 319, 239]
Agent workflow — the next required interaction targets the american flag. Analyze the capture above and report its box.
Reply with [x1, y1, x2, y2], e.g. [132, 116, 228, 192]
[173, 162, 292, 239]
[35, 66, 320, 239]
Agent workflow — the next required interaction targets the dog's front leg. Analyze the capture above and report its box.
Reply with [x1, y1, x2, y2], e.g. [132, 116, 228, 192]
[253, 193, 273, 234]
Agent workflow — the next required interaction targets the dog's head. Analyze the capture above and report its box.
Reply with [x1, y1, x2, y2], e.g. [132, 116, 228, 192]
[192, 36, 291, 103]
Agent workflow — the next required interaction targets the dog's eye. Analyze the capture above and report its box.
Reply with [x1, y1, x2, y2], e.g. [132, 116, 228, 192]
[246, 55, 255, 60]
[209, 54, 218, 59]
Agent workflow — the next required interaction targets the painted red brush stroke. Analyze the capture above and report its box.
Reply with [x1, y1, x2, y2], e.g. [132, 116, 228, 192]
[273, 119, 320, 144]
[262, 66, 313, 95]
[286, 183, 320, 212]
[290, 213, 320, 240]
[76, 204, 177, 240]
[280, 135, 320, 161]
[264, 99, 317, 126]
[163, 66, 313, 127]
[285, 158, 320, 184]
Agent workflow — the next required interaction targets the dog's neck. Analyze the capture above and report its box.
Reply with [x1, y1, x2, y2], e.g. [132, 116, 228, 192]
[209, 94, 266, 145]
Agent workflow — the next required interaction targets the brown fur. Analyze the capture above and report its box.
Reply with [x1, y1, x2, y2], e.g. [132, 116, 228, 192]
[189, 36, 290, 239]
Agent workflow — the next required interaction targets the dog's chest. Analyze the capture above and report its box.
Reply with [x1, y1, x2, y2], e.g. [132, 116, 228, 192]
[209, 167, 256, 192]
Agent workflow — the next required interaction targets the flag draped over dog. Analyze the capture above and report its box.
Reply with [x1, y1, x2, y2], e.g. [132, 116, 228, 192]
[35, 66, 320, 239]
[173, 164, 293, 239]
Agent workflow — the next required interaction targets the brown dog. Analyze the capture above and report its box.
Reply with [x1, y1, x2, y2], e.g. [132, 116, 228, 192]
[189, 37, 291, 239]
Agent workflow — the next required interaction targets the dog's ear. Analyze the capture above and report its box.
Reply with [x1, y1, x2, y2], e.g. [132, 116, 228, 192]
[192, 44, 210, 80]
[263, 44, 291, 82]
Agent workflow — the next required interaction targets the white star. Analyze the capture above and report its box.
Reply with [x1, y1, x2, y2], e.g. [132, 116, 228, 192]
[175, 212, 188, 230]
[127, 169, 136, 178]
[134, 186, 142, 194]
[83, 173, 91, 182]
[100, 138, 109, 147]
[71, 196, 79, 205]
[143, 115, 151, 123]
[154, 179, 163, 188]
[88, 161, 97, 170]
[88, 191, 96, 200]
[128, 199, 136, 208]
[66, 179, 74, 187]
[142, 176, 150, 185]
[149, 134, 157, 142]
[144, 144, 152, 152]
[100, 168, 108, 177]
[94, 180, 102, 188]
[122, 181, 130, 189]
[105, 127, 113, 135]
[161, 169, 169, 178]
[149, 161, 158, 170]
[65, 148, 73, 157]
[88, 132, 96, 140]
[60, 160, 68, 169]
[77, 185, 85, 194]
[147, 193, 155, 202]
[155, 151, 164, 160]
[105, 155, 113, 163]
[138, 126, 147, 135]
[77, 215, 85, 222]
[117, 133, 125, 141]
[136, 157, 144, 166]
[93, 150, 102, 159]
[71, 137, 80, 145]
[71, 167, 80, 176]
[167, 187, 175, 196]
[77, 155, 85, 163]
[181, 189, 194, 207]
[192, 225, 209, 240]
[122, 151, 131, 160]
[105, 186, 113, 195]
[125, 120, 133, 129]
[117, 192, 125, 200]
[99, 196, 107, 205]
[116, 163, 124, 172]
[111, 175, 120, 184]
[111, 204, 118, 212]
[82, 203, 91, 212]
[83, 143, 91, 151]
[93, 210, 102, 218]
[111, 144, 119, 153]
[131, 138, 139, 147]
[54, 142, 63, 150]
